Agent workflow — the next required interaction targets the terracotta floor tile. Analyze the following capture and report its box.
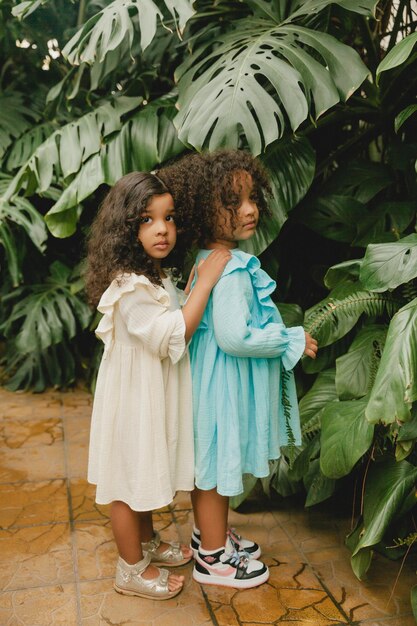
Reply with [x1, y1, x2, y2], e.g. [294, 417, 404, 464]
[79, 574, 211, 625]
[0, 417, 63, 448]
[70, 478, 110, 522]
[211, 603, 240, 626]
[232, 583, 287, 622]
[64, 416, 91, 479]
[74, 513, 182, 581]
[268, 561, 322, 590]
[0, 583, 78, 625]
[0, 442, 66, 483]
[0, 389, 62, 420]
[0, 479, 69, 528]
[0, 523, 74, 591]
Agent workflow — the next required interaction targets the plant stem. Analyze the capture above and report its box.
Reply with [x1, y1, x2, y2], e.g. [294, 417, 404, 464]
[77, 0, 87, 27]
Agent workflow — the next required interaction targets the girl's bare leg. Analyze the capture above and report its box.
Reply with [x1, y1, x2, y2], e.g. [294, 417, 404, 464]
[110, 501, 184, 591]
[138, 510, 193, 559]
[191, 487, 229, 550]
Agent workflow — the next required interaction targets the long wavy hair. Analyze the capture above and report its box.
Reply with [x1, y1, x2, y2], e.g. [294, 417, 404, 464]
[158, 150, 272, 248]
[85, 172, 188, 307]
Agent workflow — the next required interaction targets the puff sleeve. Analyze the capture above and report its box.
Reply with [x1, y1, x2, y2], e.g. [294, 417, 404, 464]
[96, 275, 186, 364]
[212, 269, 305, 370]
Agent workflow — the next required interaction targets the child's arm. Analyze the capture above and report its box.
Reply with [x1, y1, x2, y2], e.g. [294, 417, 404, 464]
[182, 249, 230, 343]
[212, 270, 313, 370]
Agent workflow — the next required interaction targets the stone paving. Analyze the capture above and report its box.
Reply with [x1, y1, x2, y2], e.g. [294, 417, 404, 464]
[0, 386, 416, 626]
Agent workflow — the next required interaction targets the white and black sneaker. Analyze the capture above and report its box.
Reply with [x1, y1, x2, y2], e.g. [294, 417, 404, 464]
[193, 538, 269, 589]
[191, 527, 261, 560]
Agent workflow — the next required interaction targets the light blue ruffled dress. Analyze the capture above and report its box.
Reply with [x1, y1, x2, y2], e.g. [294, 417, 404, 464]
[189, 249, 306, 497]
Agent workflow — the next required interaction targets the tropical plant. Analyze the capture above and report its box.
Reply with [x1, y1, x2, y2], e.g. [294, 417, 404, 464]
[1, 0, 417, 615]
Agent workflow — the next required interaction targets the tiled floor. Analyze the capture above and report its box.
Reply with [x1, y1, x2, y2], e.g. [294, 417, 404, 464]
[0, 386, 416, 625]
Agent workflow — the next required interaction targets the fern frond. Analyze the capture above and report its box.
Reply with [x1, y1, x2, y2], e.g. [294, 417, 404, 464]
[302, 413, 322, 439]
[305, 289, 403, 348]
[388, 532, 417, 549]
[402, 279, 417, 303]
[281, 367, 296, 466]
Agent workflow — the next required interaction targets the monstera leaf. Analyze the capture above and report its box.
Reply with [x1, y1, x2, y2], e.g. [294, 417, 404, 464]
[360, 234, 417, 292]
[62, 0, 194, 66]
[239, 135, 315, 255]
[175, 0, 372, 153]
[0, 175, 48, 286]
[42, 98, 186, 237]
[0, 91, 41, 163]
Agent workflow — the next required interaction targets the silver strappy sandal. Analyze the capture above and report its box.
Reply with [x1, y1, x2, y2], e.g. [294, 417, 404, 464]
[114, 552, 182, 599]
[142, 531, 193, 567]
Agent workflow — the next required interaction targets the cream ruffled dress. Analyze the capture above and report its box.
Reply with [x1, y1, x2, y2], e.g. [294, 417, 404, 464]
[88, 273, 194, 511]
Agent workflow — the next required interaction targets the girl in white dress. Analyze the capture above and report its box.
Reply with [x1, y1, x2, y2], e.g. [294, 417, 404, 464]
[85, 172, 230, 600]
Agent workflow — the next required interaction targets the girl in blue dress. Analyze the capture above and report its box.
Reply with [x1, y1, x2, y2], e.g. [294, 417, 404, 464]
[159, 151, 318, 589]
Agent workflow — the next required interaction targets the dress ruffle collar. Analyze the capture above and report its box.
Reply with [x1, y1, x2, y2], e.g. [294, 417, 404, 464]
[96, 273, 169, 357]
[197, 249, 277, 315]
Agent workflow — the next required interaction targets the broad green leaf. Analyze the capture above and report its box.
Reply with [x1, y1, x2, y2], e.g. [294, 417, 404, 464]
[353, 201, 416, 247]
[240, 135, 315, 254]
[304, 458, 336, 507]
[299, 195, 365, 243]
[275, 302, 304, 328]
[321, 160, 393, 204]
[397, 407, 417, 442]
[175, 17, 368, 153]
[301, 337, 349, 374]
[271, 456, 301, 497]
[12, 0, 56, 19]
[324, 260, 362, 289]
[43, 101, 185, 236]
[0, 92, 40, 162]
[376, 32, 417, 83]
[366, 298, 417, 424]
[320, 398, 374, 479]
[3, 97, 142, 202]
[1, 261, 92, 354]
[305, 281, 401, 348]
[289, 434, 320, 482]
[230, 474, 258, 509]
[6, 123, 56, 172]
[288, 0, 377, 20]
[395, 104, 417, 133]
[351, 458, 417, 559]
[360, 234, 417, 292]
[335, 325, 387, 400]
[62, 0, 194, 68]
[299, 368, 337, 433]
[346, 523, 373, 579]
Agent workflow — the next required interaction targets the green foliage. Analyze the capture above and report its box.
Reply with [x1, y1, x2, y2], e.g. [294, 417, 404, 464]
[320, 398, 374, 479]
[175, 1, 372, 153]
[360, 235, 417, 292]
[1, 0, 417, 612]
[1, 261, 92, 391]
[376, 31, 417, 83]
[366, 298, 417, 424]
[348, 458, 417, 579]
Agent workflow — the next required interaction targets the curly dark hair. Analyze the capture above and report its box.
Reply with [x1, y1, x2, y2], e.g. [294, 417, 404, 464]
[85, 171, 190, 307]
[158, 150, 272, 248]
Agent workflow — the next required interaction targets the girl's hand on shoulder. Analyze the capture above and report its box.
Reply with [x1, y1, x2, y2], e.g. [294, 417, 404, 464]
[304, 332, 318, 359]
[196, 249, 231, 289]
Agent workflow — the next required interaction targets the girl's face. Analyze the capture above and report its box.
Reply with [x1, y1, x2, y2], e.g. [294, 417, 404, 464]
[212, 172, 259, 249]
[138, 193, 176, 267]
